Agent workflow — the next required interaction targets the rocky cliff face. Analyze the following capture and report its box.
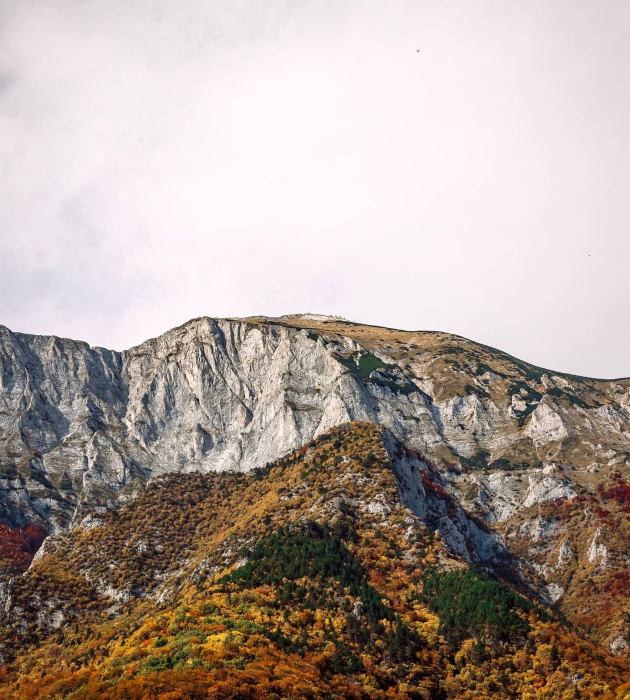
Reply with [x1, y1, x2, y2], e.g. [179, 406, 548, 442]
[1, 315, 628, 531]
[1, 314, 629, 654]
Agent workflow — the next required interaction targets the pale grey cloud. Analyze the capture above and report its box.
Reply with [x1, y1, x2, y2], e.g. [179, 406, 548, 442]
[0, 0, 628, 377]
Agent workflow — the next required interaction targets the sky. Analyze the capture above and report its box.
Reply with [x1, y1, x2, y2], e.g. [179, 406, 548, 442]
[1, 0, 629, 378]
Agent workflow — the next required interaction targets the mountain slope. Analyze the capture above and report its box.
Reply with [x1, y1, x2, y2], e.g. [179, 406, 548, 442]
[0, 315, 629, 661]
[1, 424, 628, 699]
[2, 315, 628, 531]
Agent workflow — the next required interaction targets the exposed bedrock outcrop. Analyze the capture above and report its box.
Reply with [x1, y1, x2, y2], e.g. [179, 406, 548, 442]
[0, 316, 628, 534]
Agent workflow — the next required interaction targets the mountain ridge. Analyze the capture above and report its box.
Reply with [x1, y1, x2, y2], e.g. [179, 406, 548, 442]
[7, 314, 627, 382]
[1, 314, 629, 672]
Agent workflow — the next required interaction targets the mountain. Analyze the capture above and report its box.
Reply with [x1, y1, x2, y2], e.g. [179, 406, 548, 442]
[1, 423, 628, 699]
[2, 314, 628, 530]
[0, 314, 629, 697]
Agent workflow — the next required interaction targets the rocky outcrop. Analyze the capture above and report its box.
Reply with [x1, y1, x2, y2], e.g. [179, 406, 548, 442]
[384, 431, 515, 575]
[0, 315, 629, 537]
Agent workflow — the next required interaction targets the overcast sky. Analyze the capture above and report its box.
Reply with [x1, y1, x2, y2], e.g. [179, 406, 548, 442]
[1, 0, 629, 378]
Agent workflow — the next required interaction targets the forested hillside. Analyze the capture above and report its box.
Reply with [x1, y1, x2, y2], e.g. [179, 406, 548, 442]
[1, 424, 628, 699]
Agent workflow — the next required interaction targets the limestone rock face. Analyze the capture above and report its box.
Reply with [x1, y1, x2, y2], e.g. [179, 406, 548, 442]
[524, 399, 570, 445]
[0, 315, 629, 536]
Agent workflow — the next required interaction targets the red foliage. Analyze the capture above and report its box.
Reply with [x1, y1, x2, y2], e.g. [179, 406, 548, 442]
[421, 472, 453, 503]
[404, 445, 425, 462]
[548, 496, 588, 521]
[0, 523, 48, 572]
[600, 570, 630, 596]
[600, 481, 630, 513]
[402, 444, 442, 476]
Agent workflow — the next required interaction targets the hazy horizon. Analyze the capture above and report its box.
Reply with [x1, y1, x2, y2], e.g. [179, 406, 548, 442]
[1, 0, 629, 378]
